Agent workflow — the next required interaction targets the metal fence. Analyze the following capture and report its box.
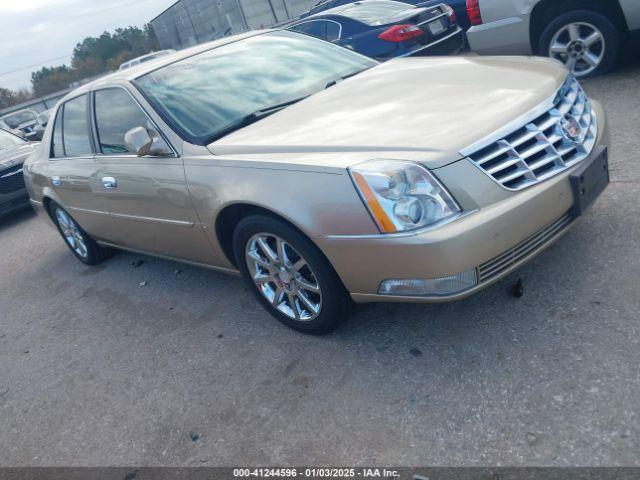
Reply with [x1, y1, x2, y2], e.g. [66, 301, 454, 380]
[0, 88, 70, 117]
[150, 0, 316, 50]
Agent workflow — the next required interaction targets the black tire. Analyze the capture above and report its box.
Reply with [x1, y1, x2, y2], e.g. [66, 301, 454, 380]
[233, 214, 349, 335]
[50, 202, 111, 265]
[537, 10, 621, 78]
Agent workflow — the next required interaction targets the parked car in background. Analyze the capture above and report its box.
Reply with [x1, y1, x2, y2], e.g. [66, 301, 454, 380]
[0, 119, 25, 139]
[287, 0, 463, 60]
[33, 108, 53, 141]
[25, 31, 609, 334]
[118, 49, 176, 70]
[465, 0, 640, 77]
[1, 109, 39, 141]
[0, 128, 39, 218]
[303, 0, 470, 29]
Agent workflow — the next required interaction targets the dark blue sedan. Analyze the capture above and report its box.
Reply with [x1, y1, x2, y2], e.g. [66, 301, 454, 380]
[301, 0, 470, 29]
[287, 0, 464, 61]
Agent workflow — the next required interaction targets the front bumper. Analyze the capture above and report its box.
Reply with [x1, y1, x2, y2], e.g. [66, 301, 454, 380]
[0, 165, 30, 218]
[319, 101, 609, 303]
[0, 190, 30, 217]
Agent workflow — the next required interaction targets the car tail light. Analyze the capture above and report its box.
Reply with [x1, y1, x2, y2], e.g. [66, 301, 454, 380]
[442, 4, 457, 24]
[466, 0, 483, 26]
[378, 24, 423, 42]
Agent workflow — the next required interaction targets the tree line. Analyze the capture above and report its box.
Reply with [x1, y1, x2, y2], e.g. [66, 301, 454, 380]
[1, 24, 160, 110]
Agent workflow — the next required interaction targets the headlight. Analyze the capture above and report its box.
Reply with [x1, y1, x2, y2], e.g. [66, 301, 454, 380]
[349, 160, 461, 233]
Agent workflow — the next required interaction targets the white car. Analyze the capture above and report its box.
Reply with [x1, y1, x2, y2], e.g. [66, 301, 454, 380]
[118, 50, 176, 70]
[465, 0, 640, 77]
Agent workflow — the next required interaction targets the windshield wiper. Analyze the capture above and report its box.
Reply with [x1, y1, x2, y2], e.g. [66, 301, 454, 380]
[324, 70, 365, 90]
[204, 95, 310, 144]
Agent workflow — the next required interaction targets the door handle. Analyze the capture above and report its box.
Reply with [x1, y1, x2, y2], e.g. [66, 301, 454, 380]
[102, 176, 117, 189]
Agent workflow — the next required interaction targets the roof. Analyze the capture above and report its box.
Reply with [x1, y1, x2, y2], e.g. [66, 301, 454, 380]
[58, 30, 269, 103]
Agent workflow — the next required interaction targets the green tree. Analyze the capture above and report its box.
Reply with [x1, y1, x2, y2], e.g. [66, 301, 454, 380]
[31, 65, 74, 97]
[0, 87, 33, 110]
[30, 24, 160, 97]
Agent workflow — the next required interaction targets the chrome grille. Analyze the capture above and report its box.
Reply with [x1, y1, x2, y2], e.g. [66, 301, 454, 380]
[478, 213, 573, 283]
[0, 165, 26, 194]
[467, 76, 597, 191]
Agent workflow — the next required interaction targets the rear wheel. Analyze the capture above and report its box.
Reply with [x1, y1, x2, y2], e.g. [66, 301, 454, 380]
[233, 215, 349, 334]
[538, 10, 621, 78]
[51, 203, 111, 265]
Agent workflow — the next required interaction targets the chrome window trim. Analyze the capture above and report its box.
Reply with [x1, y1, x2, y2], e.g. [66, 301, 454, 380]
[0, 167, 23, 178]
[91, 85, 178, 158]
[289, 19, 343, 40]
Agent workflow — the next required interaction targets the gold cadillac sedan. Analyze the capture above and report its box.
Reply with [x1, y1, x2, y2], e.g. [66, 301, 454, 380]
[24, 30, 610, 334]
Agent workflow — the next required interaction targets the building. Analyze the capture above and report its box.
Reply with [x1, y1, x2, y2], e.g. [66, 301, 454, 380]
[0, 89, 70, 117]
[150, 0, 317, 50]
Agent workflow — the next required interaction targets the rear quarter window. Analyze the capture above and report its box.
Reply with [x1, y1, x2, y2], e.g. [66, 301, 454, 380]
[50, 108, 65, 158]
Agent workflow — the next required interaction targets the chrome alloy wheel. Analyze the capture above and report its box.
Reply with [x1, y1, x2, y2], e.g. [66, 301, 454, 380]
[56, 209, 88, 259]
[549, 22, 605, 77]
[245, 233, 322, 321]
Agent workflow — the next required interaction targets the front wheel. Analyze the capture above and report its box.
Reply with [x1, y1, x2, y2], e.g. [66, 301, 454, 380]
[233, 215, 349, 335]
[538, 10, 621, 78]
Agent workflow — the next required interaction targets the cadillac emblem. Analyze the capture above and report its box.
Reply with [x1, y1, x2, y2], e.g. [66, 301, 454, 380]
[560, 114, 584, 145]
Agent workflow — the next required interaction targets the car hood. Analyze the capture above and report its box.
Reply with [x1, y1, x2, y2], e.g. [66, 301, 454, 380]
[209, 56, 568, 170]
[0, 142, 40, 169]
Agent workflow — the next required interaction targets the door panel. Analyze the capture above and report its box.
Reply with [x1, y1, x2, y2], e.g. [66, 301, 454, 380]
[92, 157, 216, 264]
[90, 87, 216, 264]
[46, 158, 117, 241]
[47, 93, 116, 240]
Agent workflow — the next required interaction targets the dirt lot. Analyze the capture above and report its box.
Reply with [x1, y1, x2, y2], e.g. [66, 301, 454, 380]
[1, 52, 639, 466]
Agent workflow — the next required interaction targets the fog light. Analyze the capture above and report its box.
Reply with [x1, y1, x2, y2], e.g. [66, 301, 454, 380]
[378, 269, 478, 297]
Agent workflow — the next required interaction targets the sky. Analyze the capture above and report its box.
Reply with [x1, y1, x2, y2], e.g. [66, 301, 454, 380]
[0, 0, 176, 91]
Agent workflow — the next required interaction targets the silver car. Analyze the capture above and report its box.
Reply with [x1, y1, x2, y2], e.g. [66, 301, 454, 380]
[465, 0, 640, 77]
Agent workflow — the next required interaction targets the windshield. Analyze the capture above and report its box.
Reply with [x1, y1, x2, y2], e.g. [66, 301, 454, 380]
[3, 110, 37, 129]
[0, 128, 26, 150]
[336, 1, 417, 26]
[135, 31, 376, 144]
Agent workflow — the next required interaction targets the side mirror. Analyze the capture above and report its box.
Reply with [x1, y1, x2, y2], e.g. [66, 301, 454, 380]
[124, 126, 154, 156]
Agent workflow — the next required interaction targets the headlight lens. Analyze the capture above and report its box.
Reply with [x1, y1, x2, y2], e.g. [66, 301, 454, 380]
[349, 160, 461, 233]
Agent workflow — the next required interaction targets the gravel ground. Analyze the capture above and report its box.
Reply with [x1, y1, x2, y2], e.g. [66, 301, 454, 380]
[0, 52, 639, 467]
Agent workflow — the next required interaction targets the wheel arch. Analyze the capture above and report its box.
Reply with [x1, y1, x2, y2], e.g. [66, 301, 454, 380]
[214, 202, 322, 269]
[530, 0, 628, 53]
[42, 195, 58, 223]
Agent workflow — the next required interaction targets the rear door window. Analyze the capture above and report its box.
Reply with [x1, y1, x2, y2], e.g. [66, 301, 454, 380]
[292, 21, 328, 40]
[326, 21, 341, 41]
[61, 94, 92, 157]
